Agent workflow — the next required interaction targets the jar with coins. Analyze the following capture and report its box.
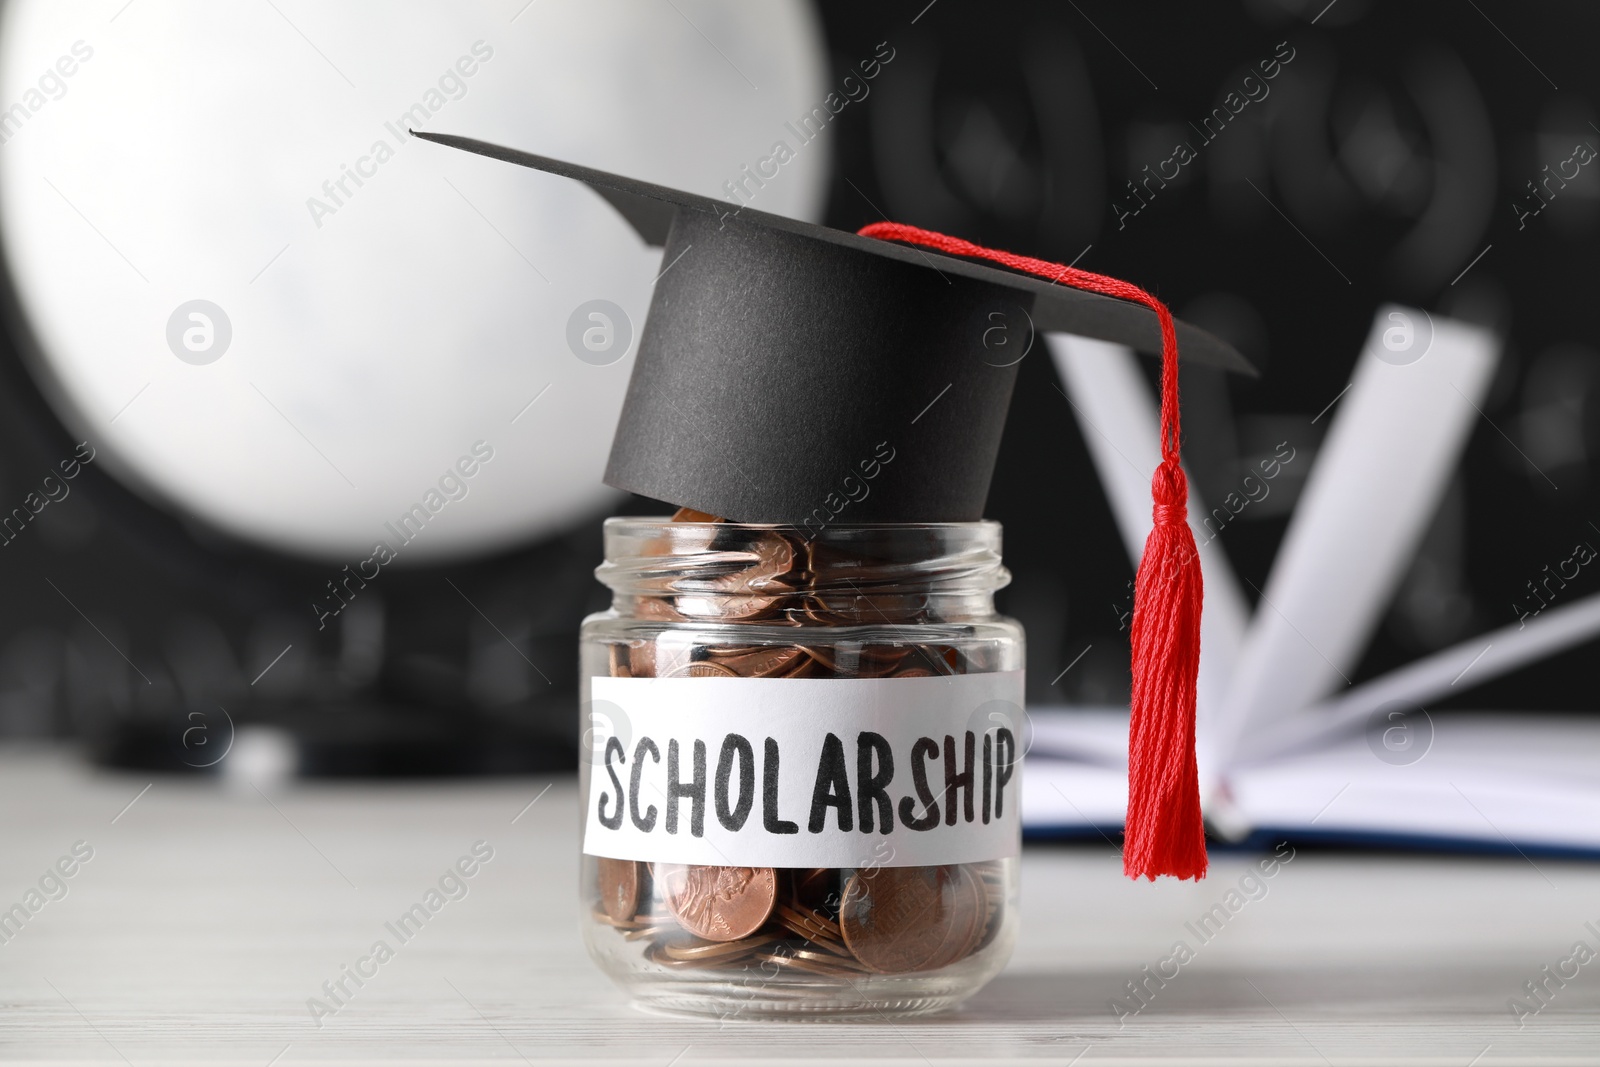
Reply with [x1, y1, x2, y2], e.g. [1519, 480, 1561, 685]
[578, 512, 1025, 1018]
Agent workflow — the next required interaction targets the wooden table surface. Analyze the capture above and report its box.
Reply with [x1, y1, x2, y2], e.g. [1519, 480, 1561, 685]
[2, 747, 1597, 1064]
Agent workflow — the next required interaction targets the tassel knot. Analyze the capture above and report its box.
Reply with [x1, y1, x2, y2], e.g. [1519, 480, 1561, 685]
[1152, 459, 1187, 507]
[1152, 503, 1187, 526]
[1153, 464, 1188, 527]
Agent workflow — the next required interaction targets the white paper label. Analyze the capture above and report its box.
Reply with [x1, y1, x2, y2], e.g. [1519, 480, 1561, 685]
[582, 671, 1024, 868]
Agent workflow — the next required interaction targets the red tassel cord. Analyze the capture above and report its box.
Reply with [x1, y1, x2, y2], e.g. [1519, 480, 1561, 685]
[857, 221, 1208, 881]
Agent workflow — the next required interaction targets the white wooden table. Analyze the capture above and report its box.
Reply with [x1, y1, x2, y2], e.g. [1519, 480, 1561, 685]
[1, 747, 1597, 1064]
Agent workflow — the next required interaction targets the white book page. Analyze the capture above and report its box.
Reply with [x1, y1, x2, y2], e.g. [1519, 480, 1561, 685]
[1048, 334, 1249, 783]
[1022, 709, 1600, 853]
[1028, 705, 1127, 768]
[1021, 756, 1128, 832]
[1244, 590, 1600, 764]
[1229, 714, 1600, 852]
[1213, 307, 1499, 772]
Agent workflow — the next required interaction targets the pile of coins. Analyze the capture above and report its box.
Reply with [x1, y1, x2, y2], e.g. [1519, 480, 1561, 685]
[594, 858, 1004, 976]
[608, 508, 976, 680]
[591, 508, 1007, 979]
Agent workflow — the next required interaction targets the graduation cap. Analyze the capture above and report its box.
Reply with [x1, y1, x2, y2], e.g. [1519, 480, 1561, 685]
[415, 131, 1249, 526]
[417, 131, 1246, 881]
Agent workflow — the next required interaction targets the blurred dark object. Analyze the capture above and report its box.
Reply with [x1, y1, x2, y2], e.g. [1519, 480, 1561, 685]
[0, 0, 1595, 776]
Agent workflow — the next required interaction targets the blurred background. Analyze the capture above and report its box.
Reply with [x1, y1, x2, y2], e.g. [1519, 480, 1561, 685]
[0, 0, 1592, 779]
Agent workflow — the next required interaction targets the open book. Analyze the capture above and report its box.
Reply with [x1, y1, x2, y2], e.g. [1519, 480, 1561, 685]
[1023, 309, 1600, 856]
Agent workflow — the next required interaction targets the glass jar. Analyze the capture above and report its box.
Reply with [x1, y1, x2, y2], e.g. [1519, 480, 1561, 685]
[577, 518, 1025, 1019]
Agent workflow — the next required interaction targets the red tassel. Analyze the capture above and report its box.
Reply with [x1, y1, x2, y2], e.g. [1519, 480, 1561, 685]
[857, 221, 1208, 881]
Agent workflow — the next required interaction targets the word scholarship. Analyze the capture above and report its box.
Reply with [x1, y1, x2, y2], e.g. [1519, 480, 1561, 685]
[594, 728, 1018, 839]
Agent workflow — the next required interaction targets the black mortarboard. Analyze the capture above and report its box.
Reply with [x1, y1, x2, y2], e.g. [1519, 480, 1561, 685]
[417, 132, 1252, 525]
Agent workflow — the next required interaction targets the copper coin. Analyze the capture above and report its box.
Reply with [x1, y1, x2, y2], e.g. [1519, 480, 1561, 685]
[662, 660, 738, 679]
[738, 531, 796, 584]
[644, 942, 714, 969]
[798, 645, 907, 675]
[854, 652, 913, 678]
[711, 645, 807, 678]
[957, 865, 991, 961]
[800, 597, 843, 626]
[755, 951, 860, 977]
[926, 865, 986, 969]
[801, 541, 891, 584]
[673, 593, 783, 621]
[701, 644, 762, 657]
[788, 946, 867, 970]
[717, 528, 795, 577]
[596, 858, 640, 923]
[629, 640, 658, 678]
[607, 644, 632, 679]
[898, 645, 959, 676]
[774, 903, 843, 943]
[659, 864, 778, 942]
[762, 949, 865, 976]
[963, 905, 996, 958]
[662, 935, 771, 962]
[697, 530, 796, 594]
[890, 667, 934, 678]
[973, 881, 1004, 954]
[780, 651, 821, 678]
[590, 906, 640, 930]
[752, 953, 844, 979]
[839, 865, 962, 975]
[777, 906, 840, 940]
[792, 644, 837, 673]
[671, 507, 725, 523]
[632, 904, 673, 928]
[775, 917, 853, 957]
[635, 596, 683, 622]
[849, 594, 910, 624]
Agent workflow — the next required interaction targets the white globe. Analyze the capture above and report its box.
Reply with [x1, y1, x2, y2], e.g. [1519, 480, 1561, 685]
[0, 0, 827, 561]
